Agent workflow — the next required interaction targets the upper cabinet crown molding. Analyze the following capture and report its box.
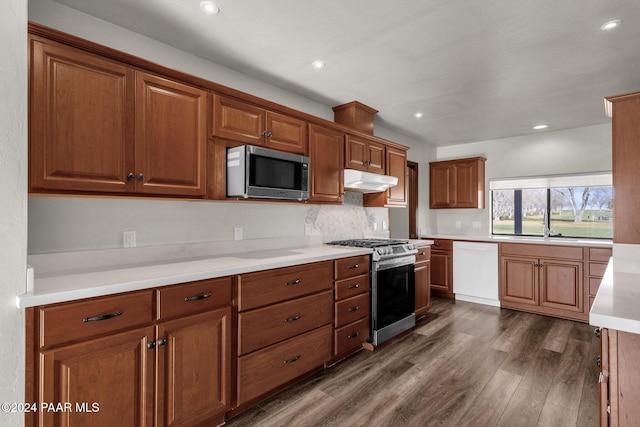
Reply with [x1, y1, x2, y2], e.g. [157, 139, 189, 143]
[429, 157, 486, 209]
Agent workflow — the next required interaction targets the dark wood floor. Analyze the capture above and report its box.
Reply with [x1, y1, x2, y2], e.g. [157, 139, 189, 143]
[226, 297, 600, 427]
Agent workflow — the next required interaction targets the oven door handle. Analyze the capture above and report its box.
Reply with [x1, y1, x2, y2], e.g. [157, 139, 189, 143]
[375, 255, 416, 271]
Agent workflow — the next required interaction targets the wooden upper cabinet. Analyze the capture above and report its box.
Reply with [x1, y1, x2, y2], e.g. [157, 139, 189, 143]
[29, 36, 207, 197]
[212, 95, 308, 155]
[309, 124, 344, 204]
[29, 36, 135, 193]
[607, 92, 640, 243]
[344, 135, 385, 174]
[135, 72, 207, 196]
[363, 146, 408, 208]
[429, 157, 486, 209]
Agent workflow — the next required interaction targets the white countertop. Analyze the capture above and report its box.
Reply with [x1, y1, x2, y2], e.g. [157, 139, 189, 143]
[18, 237, 372, 309]
[590, 244, 640, 334]
[421, 234, 612, 247]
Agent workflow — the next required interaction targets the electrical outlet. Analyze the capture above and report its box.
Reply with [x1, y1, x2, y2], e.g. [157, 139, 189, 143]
[233, 227, 243, 241]
[123, 231, 136, 248]
[382, 221, 388, 231]
[373, 222, 378, 231]
[472, 221, 482, 229]
[455, 221, 461, 229]
[304, 224, 313, 236]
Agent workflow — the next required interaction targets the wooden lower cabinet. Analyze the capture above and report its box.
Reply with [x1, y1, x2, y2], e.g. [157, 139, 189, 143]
[156, 308, 230, 427]
[414, 245, 432, 318]
[31, 279, 231, 427]
[599, 328, 640, 426]
[500, 243, 585, 322]
[429, 239, 454, 299]
[331, 256, 370, 361]
[235, 261, 334, 410]
[38, 326, 156, 427]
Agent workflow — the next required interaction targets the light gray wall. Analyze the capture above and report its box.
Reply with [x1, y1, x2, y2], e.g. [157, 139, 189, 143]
[432, 123, 612, 235]
[1, 0, 28, 425]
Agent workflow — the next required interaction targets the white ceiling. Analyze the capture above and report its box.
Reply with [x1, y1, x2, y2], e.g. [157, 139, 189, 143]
[53, 0, 640, 146]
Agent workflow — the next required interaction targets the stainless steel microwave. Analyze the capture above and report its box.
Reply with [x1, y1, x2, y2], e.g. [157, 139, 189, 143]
[226, 145, 309, 200]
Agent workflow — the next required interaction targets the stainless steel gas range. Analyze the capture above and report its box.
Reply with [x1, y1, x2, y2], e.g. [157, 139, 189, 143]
[327, 238, 417, 346]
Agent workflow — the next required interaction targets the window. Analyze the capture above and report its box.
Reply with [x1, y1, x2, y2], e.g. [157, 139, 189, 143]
[491, 173, 613, 239]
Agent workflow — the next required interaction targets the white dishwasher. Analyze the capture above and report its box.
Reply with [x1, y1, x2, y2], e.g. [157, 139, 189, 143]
[453, 241, 499, 307]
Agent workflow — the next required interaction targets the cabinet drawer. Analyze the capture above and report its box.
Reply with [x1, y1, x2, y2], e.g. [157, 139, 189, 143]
[430, 239, 453, 251]
[500, 243, 584, 260]
[334, 255, 370, 280]
[156, 276, 232, 320]
[335, 293, 369, 328]
[335, 274, 368, 300]
[39, 290, 154, 348]
[238, 261, 332, 311]
[238, 291, 333, 355]
[589, 247, 612, 262]
[415, 246, 431, 262]
[237, 324, 332, 406]
[589, 262, 608, 278]
[335, 317, 370, 356]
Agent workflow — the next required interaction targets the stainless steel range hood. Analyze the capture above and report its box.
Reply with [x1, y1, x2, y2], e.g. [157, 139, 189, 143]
[343, 169, 398, 193]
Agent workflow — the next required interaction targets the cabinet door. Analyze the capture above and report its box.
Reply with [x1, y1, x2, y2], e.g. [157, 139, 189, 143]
[429, 163, 453, 208]
[367, 140, 386, 174]
[345, 135, 368, 171]
[39, 326, 155, 427]
[135, 72, 206, 196]
[156, 308, 230, 427]
[212, 95, 265, 144]
[500, 256, 539, 306]
[430, 251, 452, 294]
[309, 124, 344, 203]
[30, 37, 135, 193]
[415, 261, 431, 316]
[539, 259, 583, 313]
[266, 111, 308, 155]
[453, 160, 479, 207]
[385, 147, 407, 206]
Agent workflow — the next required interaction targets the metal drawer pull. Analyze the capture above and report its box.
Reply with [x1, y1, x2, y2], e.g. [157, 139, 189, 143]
[348, 264, 359, 269]
[284, 355, 301, 364]
[285, 315, 301, 323]
[185, 292, 212, 302]
[157, 338, 167, 347]
[348, 305, 360, 312]
[348, 283, 360, 289]
[83, 310, 123, 323]
[285, 279, 302, 286]
[348, 331, 360, 339]
[419, 252, 426, 256]
[147, 341, 156, 350]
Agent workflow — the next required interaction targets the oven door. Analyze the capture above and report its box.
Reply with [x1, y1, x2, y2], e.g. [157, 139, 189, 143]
[371, 255, 416, 345]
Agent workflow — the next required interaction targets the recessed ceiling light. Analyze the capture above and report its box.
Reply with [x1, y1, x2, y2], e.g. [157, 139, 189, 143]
[311, 60, 325, 69]
[601, 19, 622, 30]
[200, 1, 219, 14]
[414, 112, 423, 118]
[533, 124, 548, 130]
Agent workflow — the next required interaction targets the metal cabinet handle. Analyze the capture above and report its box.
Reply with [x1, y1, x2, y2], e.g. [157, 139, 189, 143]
[157, 338, 167, 347]
[348, 331, 360, 339]
[348, 283, 360, 289]
[285, 279, 302, 286]
[434, 242, 441, 246]
[418, 252, 426, 256]
[137, 173, 144, 181]
[284, 355, 301, 364]
[83, 310, 123, 323]
[594, 328, 601, 338]
[348, 305, 360, 313]
[285, 315, 301, 323]
[185, 292, 212, 302]
[261, 131, 273, 137]
[127, 172, 135, 180]
[147, 341, 156, 350]
[348, 264, 359, 269]
[596, 355, 601, 368]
